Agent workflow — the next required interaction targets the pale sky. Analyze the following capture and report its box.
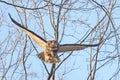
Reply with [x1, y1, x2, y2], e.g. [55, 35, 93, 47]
[0, 0, 120, 80]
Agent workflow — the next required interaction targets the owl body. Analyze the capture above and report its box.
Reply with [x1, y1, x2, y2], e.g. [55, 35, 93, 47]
[37, 40, 60, 63]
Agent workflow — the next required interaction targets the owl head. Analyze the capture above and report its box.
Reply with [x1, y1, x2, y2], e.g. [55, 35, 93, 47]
[46, 40, 59, 51]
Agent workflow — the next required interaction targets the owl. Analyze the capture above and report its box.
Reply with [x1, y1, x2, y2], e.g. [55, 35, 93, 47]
[9, 13, 102, 63]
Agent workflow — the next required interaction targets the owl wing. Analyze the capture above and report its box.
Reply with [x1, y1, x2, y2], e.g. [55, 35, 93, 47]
[58, 43, 101, 52]
[9, 13, 47, 49]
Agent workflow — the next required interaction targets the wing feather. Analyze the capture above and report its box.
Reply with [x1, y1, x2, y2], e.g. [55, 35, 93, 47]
[58, 43, 101, 52]
[9, 13, 47, 49]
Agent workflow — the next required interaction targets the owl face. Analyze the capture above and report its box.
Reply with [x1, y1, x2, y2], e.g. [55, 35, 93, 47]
[46, 40, 59, 51]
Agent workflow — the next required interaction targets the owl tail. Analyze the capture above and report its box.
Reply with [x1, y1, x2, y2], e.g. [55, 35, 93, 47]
[37, 52, 60, 63]
[37, 52, 45, 61]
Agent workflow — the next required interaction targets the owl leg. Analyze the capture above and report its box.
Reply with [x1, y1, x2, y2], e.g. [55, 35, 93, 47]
[37, 51, 60, 63]
[52, 52, 61, 63]
[37, 52, 55, 63]
[47, 51, 60, 63]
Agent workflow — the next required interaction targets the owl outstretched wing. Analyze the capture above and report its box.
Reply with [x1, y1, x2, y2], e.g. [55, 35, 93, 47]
[9, 13, 47, 49]
[58, 42, 101, 52]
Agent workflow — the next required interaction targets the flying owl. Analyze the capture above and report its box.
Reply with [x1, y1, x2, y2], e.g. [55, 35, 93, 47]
[9, 13, 102, 63]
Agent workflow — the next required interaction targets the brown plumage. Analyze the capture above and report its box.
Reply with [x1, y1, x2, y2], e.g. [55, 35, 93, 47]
[9, 13, 102, 63]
